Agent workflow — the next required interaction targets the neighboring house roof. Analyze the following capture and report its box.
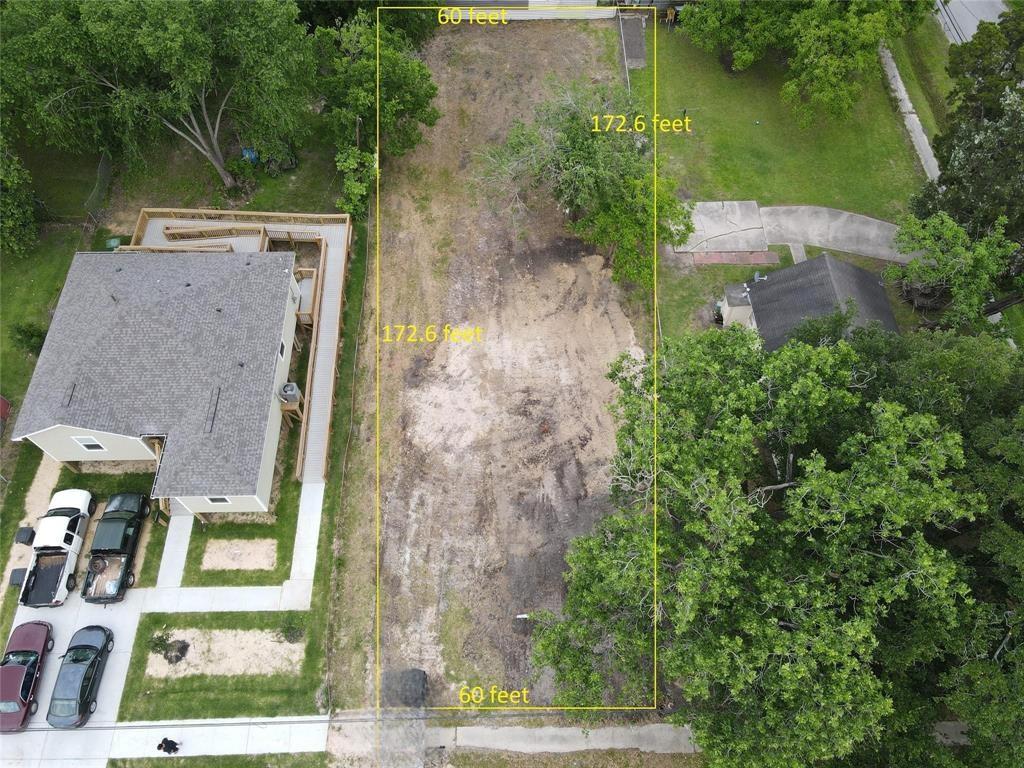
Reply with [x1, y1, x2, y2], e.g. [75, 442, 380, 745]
[13, 251, 296, 498]
[747, 254, 899, 351]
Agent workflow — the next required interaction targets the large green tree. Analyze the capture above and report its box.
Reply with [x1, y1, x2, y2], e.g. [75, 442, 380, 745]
[486, 82, 691, 287]
[314, 9, 439, 213]
[677, 0, 931, 123]
[913, 8, 1024, 251]
[536, 326, 1024, 768]
[1, 0, 313, 188]
[0, 135, 36, 258]
[885, 211, 1020, 331]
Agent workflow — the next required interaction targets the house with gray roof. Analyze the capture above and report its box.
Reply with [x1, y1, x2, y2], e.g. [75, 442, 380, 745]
[12, 250, 300, 515]
[720, 254, 899, 351]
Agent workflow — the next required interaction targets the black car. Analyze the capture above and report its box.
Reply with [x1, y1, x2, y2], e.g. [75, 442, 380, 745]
[46, 626, 114, 728]
[82, 493, 149, 603]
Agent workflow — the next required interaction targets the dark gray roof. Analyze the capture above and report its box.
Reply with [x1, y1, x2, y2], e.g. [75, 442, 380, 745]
[748, 254, 898, 351]
[13, 251, 296, 498]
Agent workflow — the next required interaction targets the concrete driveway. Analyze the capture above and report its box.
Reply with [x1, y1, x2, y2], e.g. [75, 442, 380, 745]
[1, 589, 142, 765]
[678, 201, 908, 263]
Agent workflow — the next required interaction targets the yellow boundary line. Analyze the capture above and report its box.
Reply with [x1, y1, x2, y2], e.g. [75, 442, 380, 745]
[375, 4, 659, 717]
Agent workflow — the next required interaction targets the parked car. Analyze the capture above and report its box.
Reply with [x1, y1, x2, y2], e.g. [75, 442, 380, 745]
[82, 493, 149, 603]
[46, 625, 114, 728]
[19, 489, 94, 608]
[0, 621, 54, 732]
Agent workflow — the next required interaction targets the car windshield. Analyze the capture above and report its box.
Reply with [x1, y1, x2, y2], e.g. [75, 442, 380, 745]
[66, 647, 95, 664]
[45, 508, 79, 518]
[48, 698, 77, 717]
[2, 651, 37, 666]
[0, 700, 21, 713]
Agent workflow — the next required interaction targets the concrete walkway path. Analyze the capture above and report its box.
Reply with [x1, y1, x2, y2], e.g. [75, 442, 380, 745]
[879, 44, 939, 181]
[428, 723, 699, 755]
[681, 201, 908, 262]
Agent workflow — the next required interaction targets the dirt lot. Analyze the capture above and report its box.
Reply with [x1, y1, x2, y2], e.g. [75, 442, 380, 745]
[375, 20, 645, 705]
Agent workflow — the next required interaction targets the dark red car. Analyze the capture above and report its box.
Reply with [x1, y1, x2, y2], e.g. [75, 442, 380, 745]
[0, 621, 54, 732]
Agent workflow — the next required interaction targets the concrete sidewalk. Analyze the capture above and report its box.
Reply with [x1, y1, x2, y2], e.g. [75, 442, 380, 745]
[879, 44, 939, 181]
[427, 723, 700, 754]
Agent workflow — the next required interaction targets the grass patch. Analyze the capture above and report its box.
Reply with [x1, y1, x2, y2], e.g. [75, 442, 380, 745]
[135, 515, 168, 589]
[119, 611, 322, 720]
[999, 303, 1024, 347]
[0, 445, 42, 642]
[643, 30, 922, 220]
[245, 118, 340, 214]
[181, 426, 301, 587]
[109, 756, 327, 768]
[0, 226, 82, 401]
[658, 245, 793, 338]
[55, 467, 155, 500]
[16, 142, 99, 220]
[323, 219, 374, 708]
[804, 245, 919, 332]
[887, 16, 953, 140]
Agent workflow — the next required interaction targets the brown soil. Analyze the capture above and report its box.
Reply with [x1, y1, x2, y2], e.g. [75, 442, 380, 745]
[375, 20, 638, 706]
[201, 538, 277, 570]
[145, 629, 304, 678]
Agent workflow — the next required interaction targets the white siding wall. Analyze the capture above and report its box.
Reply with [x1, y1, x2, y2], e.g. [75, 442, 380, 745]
[175, 495, 265, 515]
[255, 276, 300, 507]
[25, 425, 156, 463]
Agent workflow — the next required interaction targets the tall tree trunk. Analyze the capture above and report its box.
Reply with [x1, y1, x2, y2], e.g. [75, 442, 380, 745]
[208, 154, 237, 189]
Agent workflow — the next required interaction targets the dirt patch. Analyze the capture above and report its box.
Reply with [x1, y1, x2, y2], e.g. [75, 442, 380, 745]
[201, 538, 277, 570]
[376, 20, 641, 706]
[145, 629, 304, 678]
[68, 459, 156, 475]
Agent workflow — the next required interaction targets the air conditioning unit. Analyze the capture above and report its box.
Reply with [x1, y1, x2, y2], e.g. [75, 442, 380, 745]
[279, 382, 301, 403]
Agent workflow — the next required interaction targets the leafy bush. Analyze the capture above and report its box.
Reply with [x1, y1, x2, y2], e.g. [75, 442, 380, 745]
[10, 322, 47, 356]
[0, 138, 37, 258]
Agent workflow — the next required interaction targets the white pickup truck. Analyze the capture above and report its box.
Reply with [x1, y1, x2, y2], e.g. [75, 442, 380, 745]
[19, 490, 94, 608]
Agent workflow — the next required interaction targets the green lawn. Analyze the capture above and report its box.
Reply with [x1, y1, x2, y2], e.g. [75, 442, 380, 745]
[119, 611, 324, 721]
[109, 757, 327, 768]
[16, 143, 100, 220]
[642, 30, 923, 220]
[803, 245, 920, 332]
[887, 16, 954, 140]
[0, 444, 42, 644]
[55, 467, 155, 500]
[321, 220, 372, 708]
[0, 226, 82, 400]
[181, 426, 301, 587]
[658, 245, 793, 338]
[245, 119, 342, 214]
[0, 225, 82, 625]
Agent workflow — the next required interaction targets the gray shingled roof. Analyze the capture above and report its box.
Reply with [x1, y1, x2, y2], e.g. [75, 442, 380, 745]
[13, 251, 296, 498]
[748, 254, 898, 351]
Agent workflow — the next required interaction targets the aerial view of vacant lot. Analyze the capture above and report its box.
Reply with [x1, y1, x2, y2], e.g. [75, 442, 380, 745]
[374, 18, 651, 706]
[2, 2, 1020, 766]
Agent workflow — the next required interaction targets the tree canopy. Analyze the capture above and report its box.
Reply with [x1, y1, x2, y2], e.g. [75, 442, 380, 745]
[535, 325, 1024, 768]
[314, 9, 439, 213]
[486, 82, 691, 287]
[0, 134, 36, 259]
[678, 0, 932, 123]
[1, 0, 314, 188]
[886, 211, 1020, 331]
